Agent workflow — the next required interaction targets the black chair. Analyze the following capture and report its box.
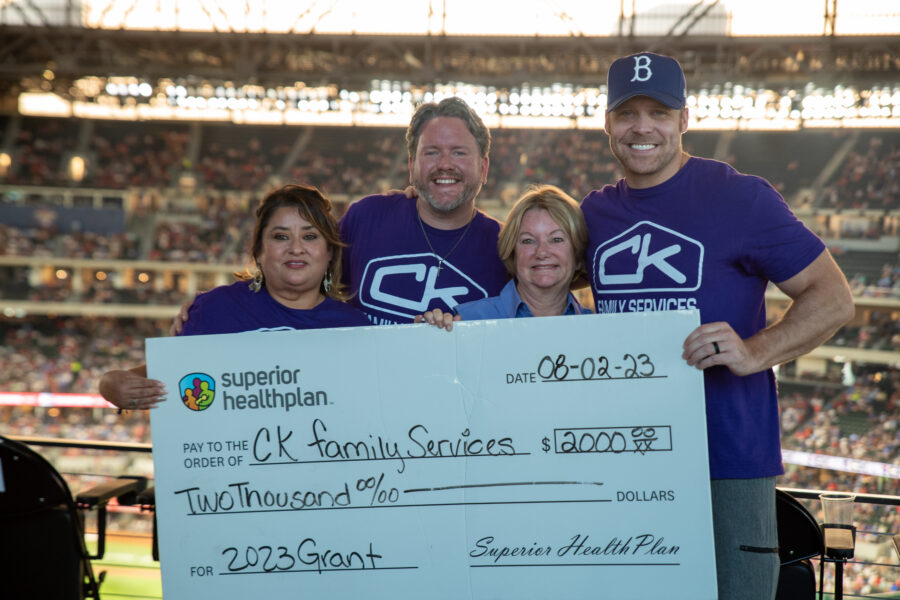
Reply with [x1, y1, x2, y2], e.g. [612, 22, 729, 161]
[121, 485, 159, 562]
[0, 436, 145, 599]
[775, 488, 824, 600]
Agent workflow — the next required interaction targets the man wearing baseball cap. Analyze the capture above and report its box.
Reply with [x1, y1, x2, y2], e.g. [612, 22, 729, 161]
[582, 52, 854, 599]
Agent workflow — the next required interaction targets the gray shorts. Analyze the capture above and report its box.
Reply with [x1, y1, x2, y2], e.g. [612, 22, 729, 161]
[711, 477, 780, 600]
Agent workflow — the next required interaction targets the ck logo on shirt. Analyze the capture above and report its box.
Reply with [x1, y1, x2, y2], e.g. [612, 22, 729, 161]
[359, 253, 488, 320]
[593, 221, 703, 293]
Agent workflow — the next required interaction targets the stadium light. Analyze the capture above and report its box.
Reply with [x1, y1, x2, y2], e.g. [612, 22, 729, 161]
[16, 77, 900, 129]
[68, 155, 86, 182]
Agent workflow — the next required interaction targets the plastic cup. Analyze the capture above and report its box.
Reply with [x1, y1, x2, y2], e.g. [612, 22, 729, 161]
[819, 493, 855, 527]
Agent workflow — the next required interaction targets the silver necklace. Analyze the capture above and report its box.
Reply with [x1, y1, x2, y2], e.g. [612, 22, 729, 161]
[417, 210, 475, 274]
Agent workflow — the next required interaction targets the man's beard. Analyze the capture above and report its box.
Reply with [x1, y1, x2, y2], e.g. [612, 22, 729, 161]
[413, 169, 482, 214]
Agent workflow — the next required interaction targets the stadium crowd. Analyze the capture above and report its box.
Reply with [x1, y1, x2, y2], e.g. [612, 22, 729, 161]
[146, 194, 255, 264]
[0, 315, 167, 394]
[89, 121, 191, 190]
[828, 307, 900, 352]
[0, 223, 141, 260]
[819, 133, 900, 211]
[779, 364, 900, 595]
[2, 117, 897, 207]
[3, 118, 409, 195]
[846, 259, 900, 299]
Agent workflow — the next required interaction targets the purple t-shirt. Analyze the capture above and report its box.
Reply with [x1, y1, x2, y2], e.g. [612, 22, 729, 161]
[179, 280, 370, 336]
[339, 194, 509, 324]
[581, 157, 825, 480]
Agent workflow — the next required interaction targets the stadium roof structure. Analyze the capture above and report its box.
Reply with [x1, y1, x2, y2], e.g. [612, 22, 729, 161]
[1, 1, 899, 102]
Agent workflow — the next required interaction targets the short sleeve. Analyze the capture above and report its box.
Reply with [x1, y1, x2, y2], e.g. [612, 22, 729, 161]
[737, 179, 825, 284]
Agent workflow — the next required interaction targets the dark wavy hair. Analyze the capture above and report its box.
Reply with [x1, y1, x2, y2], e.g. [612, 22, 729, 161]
[237, 184, 349, 301]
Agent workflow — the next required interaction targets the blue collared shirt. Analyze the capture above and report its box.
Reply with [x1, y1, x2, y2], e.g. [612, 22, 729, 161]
[455, 279, 590, 320]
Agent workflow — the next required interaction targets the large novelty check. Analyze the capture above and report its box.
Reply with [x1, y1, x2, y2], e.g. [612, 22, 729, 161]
[147, 310, 717, 599]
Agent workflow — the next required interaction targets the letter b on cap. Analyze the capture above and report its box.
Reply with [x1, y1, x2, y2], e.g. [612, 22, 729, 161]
[631, 55, 653, 82]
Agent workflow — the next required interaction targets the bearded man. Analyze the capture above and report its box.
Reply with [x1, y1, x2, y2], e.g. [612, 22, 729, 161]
[340, 97, 508, 324]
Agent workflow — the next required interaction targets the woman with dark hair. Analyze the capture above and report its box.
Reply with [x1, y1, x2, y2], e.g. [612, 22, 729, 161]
[179, 184, 365, 335]
[99, 184, 368, 410]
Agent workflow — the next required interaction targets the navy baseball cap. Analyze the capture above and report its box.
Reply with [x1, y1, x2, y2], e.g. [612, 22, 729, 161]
[606, 52, 687, 112]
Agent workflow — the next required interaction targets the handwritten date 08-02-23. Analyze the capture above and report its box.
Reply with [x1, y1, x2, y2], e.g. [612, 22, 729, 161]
[507, 354, 661, 384]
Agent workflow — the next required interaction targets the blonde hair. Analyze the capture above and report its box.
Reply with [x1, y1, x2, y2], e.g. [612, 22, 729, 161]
[497, 184, 588, 282]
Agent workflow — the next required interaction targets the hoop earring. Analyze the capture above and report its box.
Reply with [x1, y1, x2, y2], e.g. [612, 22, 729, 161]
[249, 265, 264, 293]
[322, 271, 333, 294]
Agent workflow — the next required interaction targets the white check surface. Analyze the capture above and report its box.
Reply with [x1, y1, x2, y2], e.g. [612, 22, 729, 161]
[148, 310, 716, 599]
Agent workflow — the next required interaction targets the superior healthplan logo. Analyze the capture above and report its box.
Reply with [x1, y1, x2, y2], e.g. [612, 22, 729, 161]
[358, 252, 488, 320]
[593, 221, 703, 294]
[179, 373, 216, 411]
